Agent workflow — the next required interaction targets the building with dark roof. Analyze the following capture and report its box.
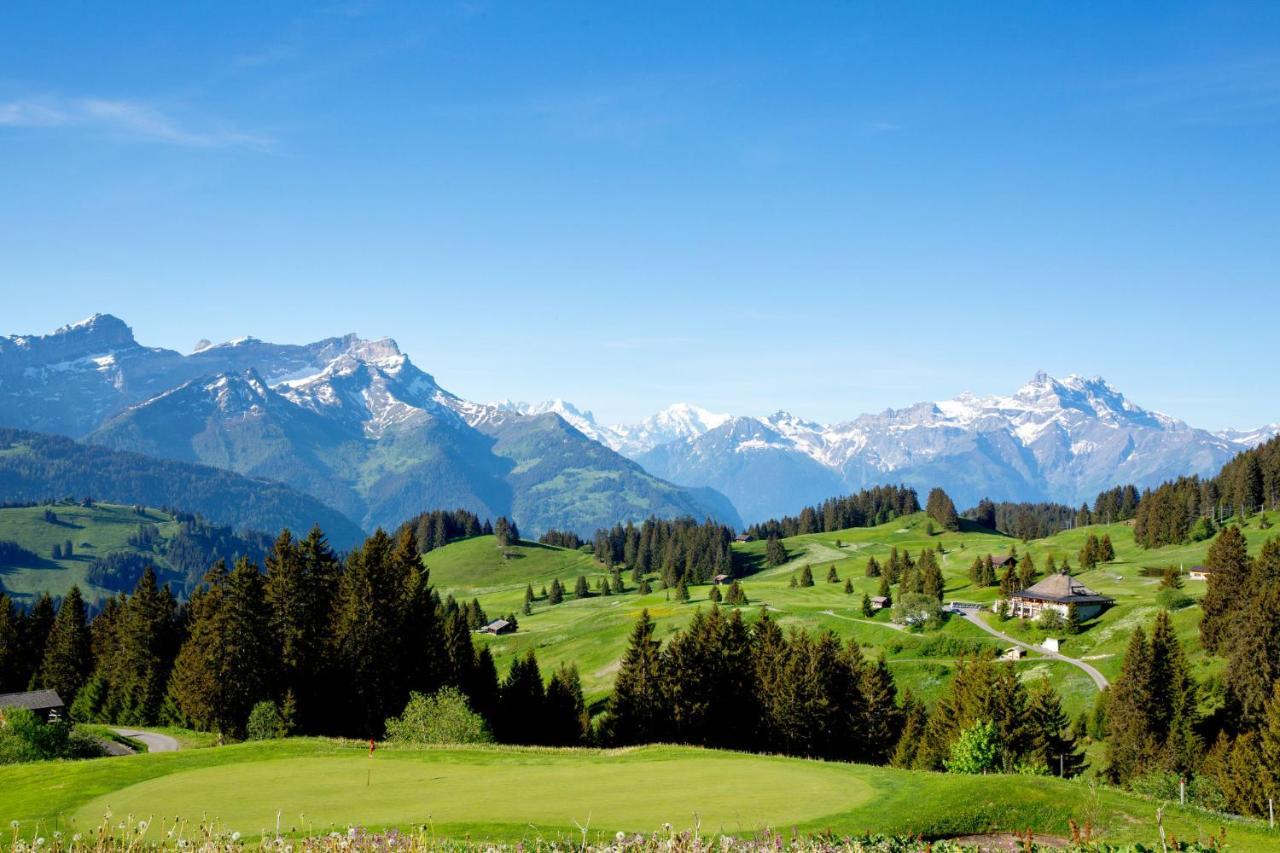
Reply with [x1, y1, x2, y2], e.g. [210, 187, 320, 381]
[479, 619, 514, 635]
[1001, 572, 1114, 620]
[0, 689, 65, 723]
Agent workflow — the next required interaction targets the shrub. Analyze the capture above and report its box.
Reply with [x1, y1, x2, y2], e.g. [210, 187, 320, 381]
[1037, 609, 1066, 631]
[384, 687, 492, 745]
[1156, 587, 1194, 611]
[944, 719, 1000, 774]
[892, 593, 942, 630]
[0, 709, 104, 764]
[246, 700, 282, 741]
[1188, 516, 1217, 542]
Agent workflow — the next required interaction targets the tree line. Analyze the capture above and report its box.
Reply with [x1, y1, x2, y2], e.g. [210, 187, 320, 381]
[746, 485, 920, 540]
[0, 526, 584, 745]
[1099, 527, 1280, 815]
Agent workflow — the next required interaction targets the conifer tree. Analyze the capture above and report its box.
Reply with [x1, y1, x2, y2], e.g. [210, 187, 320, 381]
[264, 528, 338, 732]
[573, 575, 590, 599]
[1200, 525, 1250, 654]
[1100, 534, 1115, 563]
[925, 488, 960, 531]
[919, 549, 944, 601]
[798, 565, 815, 587]
[36, 586, 92, 704]
[876, 572, 891, 601]
[765, 534, 787, 567]
[1104, 627, 1156, 785]
[675, 577, 690, 602]
[891, 691, 928, 768]
[603, 611, 664, 744]
[708, 585, 722, 603]
[465, 645, 500, 723]
[99, 568, 177, 724]
[496, 651, 546, 744]
[0, 593, 21, 692]
[1026, 678, 1085, 777]
[1018, 552, 1036, 589]
[544, 663, 588, 746]
[865, 556, 881, 578]
[548, 578, 564, 605]
[844, 578, 854, 595]
[826, 564, 839, 583]
[860, 655, 902, 765]
[20, 593, 55, 689]
[861, 593, 873, 616]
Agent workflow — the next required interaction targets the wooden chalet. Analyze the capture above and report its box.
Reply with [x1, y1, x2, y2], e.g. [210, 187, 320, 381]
[0, 689, 65, 724]
[869, 595, 890, 610]
[1001, 571, 1114, 620]
[479, 619, 514, 635]
[1188, 565, 1213, 581]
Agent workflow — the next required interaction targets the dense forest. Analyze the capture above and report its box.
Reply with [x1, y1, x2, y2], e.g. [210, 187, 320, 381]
[746, 485, 920, 540]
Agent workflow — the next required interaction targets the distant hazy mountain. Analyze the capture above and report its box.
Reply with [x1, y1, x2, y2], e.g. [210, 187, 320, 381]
[525, 373, 1278, 524]
[0, 315, 739, 536]
[0, 428, 365, 548]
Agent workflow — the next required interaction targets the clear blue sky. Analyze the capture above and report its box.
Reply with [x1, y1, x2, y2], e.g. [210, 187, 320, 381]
[2, 2, 1277, 429]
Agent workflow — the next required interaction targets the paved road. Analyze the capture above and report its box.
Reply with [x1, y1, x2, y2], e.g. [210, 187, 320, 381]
[111, 728, 181, 753]
[950, 605, 1111, 690]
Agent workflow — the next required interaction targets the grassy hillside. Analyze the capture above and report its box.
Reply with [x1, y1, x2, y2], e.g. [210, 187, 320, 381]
[2, 739, 1276, 847]
[436, 512, 1280, 724]
[0, 503, 182, 602]
[0, 501, 269, 604]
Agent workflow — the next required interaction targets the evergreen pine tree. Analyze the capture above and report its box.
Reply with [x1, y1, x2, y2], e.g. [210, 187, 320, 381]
[36, 586, 92, 704]
[496, 651, 546, 744]
[544, 663, 588, 746]
[844, 578, 854, 594]
[1104, 627, 1156, 785]
[826, 564, 839, 583]
[1026, 678, 1086, 777]
[765, 535, 787, 567]
[1200, 525, 1250, 654]
[603, 611, 664, 744]
[798, 565, 814, 587]
[548, 578, 564, 605]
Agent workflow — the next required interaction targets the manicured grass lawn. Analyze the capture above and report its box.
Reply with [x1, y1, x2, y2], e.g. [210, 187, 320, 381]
[4, 740, 1277, 849]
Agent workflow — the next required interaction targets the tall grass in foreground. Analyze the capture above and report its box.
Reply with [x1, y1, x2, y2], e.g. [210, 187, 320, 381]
[4, 815, 1231, 852]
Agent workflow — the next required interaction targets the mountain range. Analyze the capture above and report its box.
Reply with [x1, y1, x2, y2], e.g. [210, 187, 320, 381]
[0, 315, 739, 536]
[2, 314, 1275, 535]
[506, 375, 1279, 523]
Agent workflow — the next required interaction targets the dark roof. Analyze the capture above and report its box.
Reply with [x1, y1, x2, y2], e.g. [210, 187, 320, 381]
[481, 619, 511, 632]
[870, 596, 890, 605]
[1189, 565, 1212, 572]
[1014, 572, 1113, 605]
[0, 689, 64, 711]
[992, 555, 1018, 567]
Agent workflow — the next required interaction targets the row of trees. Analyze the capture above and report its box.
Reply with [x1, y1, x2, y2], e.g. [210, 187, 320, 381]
[746, 485, 920, 540]
[0, 525, 585, 746]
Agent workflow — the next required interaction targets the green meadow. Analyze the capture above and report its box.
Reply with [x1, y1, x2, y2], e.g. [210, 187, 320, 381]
[0, 503, 183, 602]
[433, 511, 1280, 722]
[3, 739, 1277, 848]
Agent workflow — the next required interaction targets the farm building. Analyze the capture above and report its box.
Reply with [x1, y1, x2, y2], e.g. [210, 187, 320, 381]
[1002, 647, 1024, 661]
[479, 619, 514, 635]
[869, 596, 889, 610]
[734, 534, 754, 543]
[1187, 565, 1213, 581]
[992, 555, 1018, 570]
[713, 574, 732, 585]
[0, 689, 65, 724]
[999, 572, 1114, 621]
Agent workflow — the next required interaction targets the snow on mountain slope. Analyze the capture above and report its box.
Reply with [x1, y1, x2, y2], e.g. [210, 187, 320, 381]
[621, 372, 1273, 523]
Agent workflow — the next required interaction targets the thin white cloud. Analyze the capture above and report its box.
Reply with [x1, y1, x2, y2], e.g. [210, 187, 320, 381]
[0, 96, 272, 149]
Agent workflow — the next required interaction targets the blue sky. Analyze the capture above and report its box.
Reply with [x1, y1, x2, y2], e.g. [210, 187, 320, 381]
[2, 2, 1277, 429]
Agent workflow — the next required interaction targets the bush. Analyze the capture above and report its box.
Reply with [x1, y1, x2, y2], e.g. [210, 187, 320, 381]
[246, 700, 282, 741]
[0, 709, 105, 764]
[892, 593, 942, 630]
[1188, 516, 1217, 542]
[1037, 609, 1065, 631]
[944, 719, 1000, 774]
[384, 687, 492, 745]
[1156, 587, 1194, 611]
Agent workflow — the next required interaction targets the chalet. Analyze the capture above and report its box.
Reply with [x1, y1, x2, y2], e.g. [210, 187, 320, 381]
[479, 619, 514, 635]
[992, 555, 1018, 570]
[0, 689, 65, 724]
[713, 574, 732, 585]
[1002, 647, 1024, 661]
[734, 534, 754, 543]
[1188, 565, 1213, 581]
[869, 596, 890, 610]
[1000, 571, 1114, 621]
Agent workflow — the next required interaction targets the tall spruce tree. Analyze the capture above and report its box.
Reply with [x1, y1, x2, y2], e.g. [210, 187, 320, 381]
[1200, 525, 1250, 653]
[1104, 627, 1156, 785]
[1026, 678, 1085, 777]
[925, 488, 960, 531]
[603, 610, 664, 745]
[544, 663, 588, 746]
[36, 586, 92, 703]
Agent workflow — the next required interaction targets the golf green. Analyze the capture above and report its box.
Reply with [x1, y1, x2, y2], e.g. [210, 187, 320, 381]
[71, 750, 872, 836]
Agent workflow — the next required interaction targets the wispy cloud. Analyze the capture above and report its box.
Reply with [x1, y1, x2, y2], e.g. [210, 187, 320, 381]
[1102, 55, 1280, 126]
[0, 96, 272, 149]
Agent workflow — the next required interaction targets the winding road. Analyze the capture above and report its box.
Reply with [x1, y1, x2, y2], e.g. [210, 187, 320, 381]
[949, 604, 1110, 690]
[111, 728, 181, 753]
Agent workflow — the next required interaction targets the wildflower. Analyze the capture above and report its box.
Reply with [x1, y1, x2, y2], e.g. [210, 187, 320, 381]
[72, 835, 82, 843]
[616, 831, 626, 841]
[137, 820, 149, 832]
[9, 821, 17, 829]
[231, 831, 241, 842]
